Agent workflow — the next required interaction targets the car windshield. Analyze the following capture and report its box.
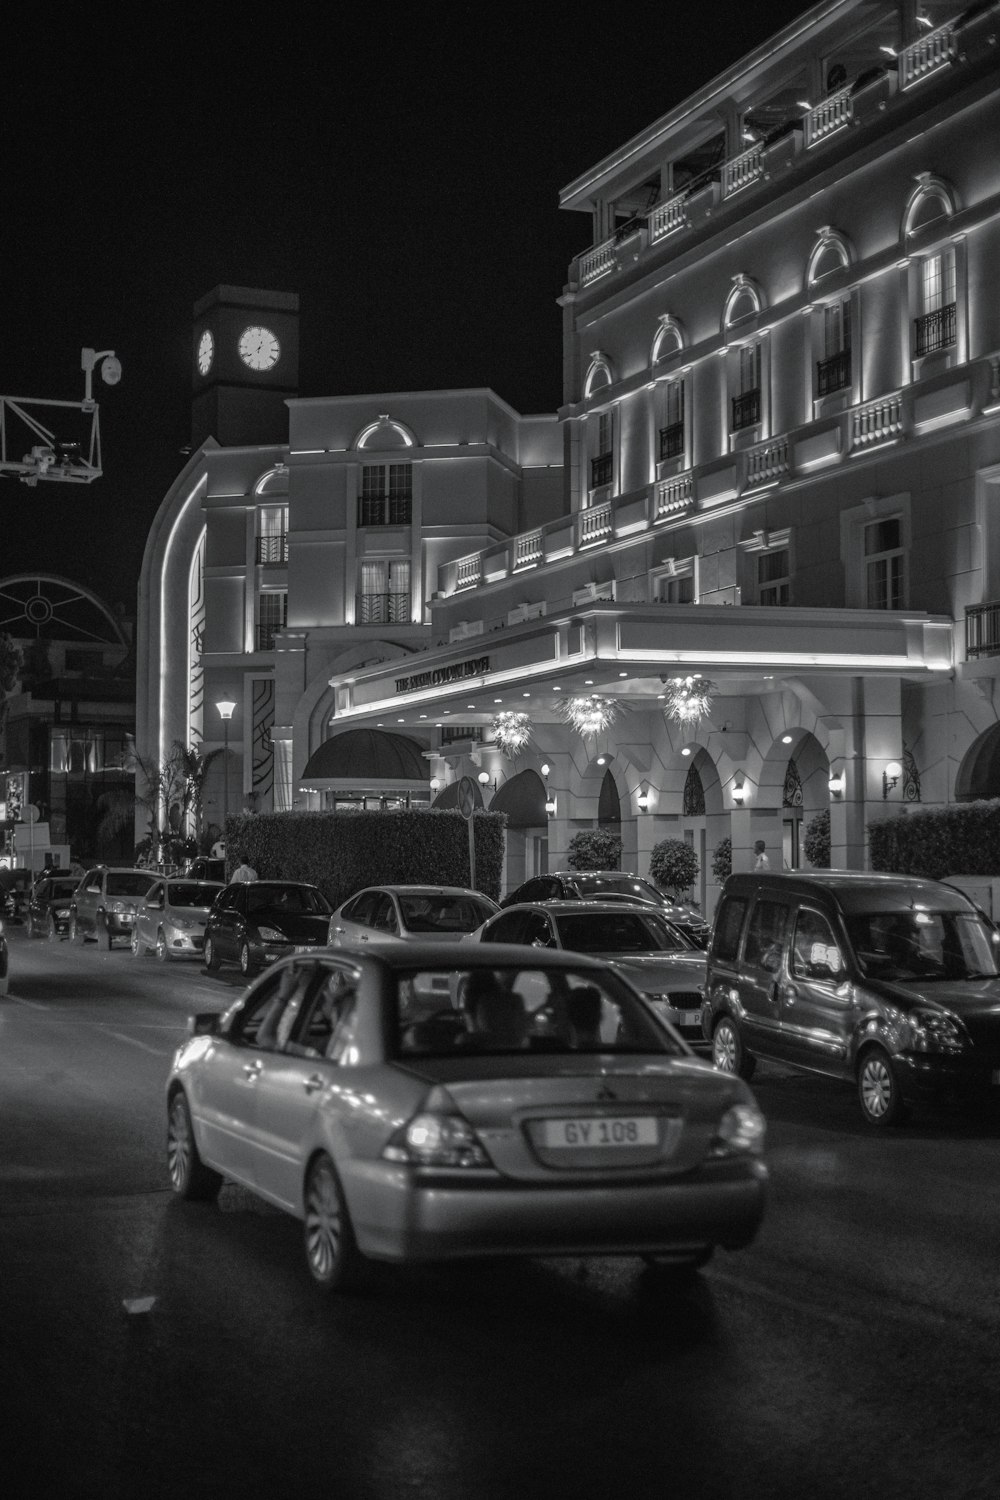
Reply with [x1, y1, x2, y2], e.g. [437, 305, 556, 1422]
[398, 893, 495, 933]
[166, 881, 222, 909]
[247, 884, 331, 916]
[845, 909, 1000, 982]
[573, 875, 663, 903]
[395, 965, 683, 1057]
[553, 910, 684, 954]
[47, 881, 78, 900]
[106, 873, 157, 898]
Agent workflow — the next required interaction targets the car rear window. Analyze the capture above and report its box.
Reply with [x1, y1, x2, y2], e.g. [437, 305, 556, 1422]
[247, 884, 331, 916]
[398, 893, 494, 933]
[106, 873, 156, 898]
[554, 911, 666, 954]
[394, 965, 683, 1057]
[166, 882, 223, 908]
[711, 897, 748, 963]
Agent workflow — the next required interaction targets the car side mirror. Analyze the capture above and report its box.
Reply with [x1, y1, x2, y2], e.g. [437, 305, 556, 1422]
[187, 1012, 221, 1037]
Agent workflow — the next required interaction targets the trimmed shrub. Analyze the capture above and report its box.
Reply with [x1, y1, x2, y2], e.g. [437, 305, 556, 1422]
[649, 838, 699, 897]
[803, 809, 831, 869]
[224, 808, 507, 905]
[565, 830, 623, 871]
[712, 837, 732, 885]
[868, 801, 1000, 880]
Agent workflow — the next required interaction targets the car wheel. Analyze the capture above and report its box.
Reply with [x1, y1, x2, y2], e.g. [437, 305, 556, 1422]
[239, 941, 255, 978]
[98, 915, 115, 951]
[166, 1090, 222, 1201]
[857, 1045, 907, 1127]
[155, 930, 169, 963]
[303, 1154, 363, 1292]
[204, 935, 221, 972]
[47, 914, 58, 942]
[130, 928, 144, 957]
[71, 914, 86, 946]
[712, 1015, 756, 1080]
[25, 913, 34, 939]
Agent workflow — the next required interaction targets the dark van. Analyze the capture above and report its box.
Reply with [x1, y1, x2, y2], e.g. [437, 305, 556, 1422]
[703, 871, 1000, 1126]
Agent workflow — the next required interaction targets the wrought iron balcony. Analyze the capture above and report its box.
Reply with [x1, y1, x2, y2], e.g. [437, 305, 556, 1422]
[357, 591, 410, 625]
[256, 533, 288, 565]
[590, 452, 613, 489]
[658, 422, 685, 461]
[357, 495, 412, 527]
[966, 601, 1000, 660]
[256, 623, 282, 651]
[914, 303, 956, 357]
[731, 388, 761, 432]
[817, 349, 851, 397]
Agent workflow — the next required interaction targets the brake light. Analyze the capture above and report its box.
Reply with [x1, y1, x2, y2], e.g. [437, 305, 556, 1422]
[382, 1111, 491, 1168]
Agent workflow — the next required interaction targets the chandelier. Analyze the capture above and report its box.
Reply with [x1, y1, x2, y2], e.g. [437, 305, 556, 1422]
[560, 694, 622, 738]
[490, 710, 532, 758]
[662, 675, 716, 724]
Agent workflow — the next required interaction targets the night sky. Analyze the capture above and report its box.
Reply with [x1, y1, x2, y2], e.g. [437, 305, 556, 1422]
[4, 2, 813, 613]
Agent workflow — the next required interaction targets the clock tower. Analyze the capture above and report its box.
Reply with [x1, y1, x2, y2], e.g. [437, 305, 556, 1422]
[191, 285, 299, 448]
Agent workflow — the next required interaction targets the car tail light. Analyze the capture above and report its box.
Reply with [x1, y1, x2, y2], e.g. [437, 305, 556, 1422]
[709, 1104, 766, 1157]
[382, 1111, 491, 1168]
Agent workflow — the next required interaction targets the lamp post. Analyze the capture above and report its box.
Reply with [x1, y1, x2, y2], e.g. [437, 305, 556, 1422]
[216, 699, 237, 847]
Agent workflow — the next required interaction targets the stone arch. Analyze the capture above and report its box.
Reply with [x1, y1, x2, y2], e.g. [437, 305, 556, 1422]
[955, 723, 1000, 801]
[722, 274, 765, 335]
[806, 227, 854, 290]
[902, 174, 957, 241]
[253, 463, 289, 496]
[352, 413, 418, 450]
[651, 315, 685, 368]
[0, 572, 128, 645]
[583, 351, 615, 398]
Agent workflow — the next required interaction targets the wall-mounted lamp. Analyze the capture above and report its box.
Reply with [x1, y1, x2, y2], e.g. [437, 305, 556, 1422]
[731, 777, 748, 805]
[636, 789, 651, 812]
[545, 793, 557, 817]
[430, 777, 441, 792]
[883, 760, 903, 799]
[540, 763, 551, 778]
[477, 771, 490, 785]
[829, 769, 846, 797]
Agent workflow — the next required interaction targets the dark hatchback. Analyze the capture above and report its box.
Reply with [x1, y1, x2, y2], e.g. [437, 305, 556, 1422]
[203, 881, 333, 977]
[704, 871, 1000, 1125]
[26, 874, 81, 940]
[501, 870, 712, 947]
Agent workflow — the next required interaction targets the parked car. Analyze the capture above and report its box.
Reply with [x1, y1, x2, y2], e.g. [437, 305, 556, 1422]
[203, 880, 333, 977]
[704, 870, 1000, 1126]
[0, 916, 8, 995]
[166, 943, 767, 1291]
[474, 900, 708, 1049]
[26, 874, 80, 940]
[70, 867, 158, 949]
[328, 885, 499, 948]
[501, 870, 712, 947]
[1, 869, 33, 925]
[186, 856, 226, 883]
[131, 877, 225, 962]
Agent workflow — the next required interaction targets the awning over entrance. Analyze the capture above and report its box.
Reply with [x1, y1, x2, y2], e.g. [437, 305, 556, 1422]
[956, 723, 1000, 800]
[432, 780, 484, 811]
[490, 769, 547, 827]
[300, 729, 427, 785]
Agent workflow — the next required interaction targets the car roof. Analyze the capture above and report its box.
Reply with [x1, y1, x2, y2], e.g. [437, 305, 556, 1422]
[497, 900, 665, 915]
[722, 870, 976, 913]
[319, 941, 616, 971]
[362, 885, 491, 897]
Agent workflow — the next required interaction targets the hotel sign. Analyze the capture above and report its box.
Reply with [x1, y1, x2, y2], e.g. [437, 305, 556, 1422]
[395, 655, 490, 694]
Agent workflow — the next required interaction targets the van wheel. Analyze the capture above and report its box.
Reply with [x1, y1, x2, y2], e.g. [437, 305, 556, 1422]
[712, 1016, 756, 1080]
[204, 936, 220, 973]
[857, 1045, 907, 1127]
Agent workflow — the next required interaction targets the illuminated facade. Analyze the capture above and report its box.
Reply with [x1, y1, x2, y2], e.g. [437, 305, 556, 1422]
[141, 6, 1000, 910]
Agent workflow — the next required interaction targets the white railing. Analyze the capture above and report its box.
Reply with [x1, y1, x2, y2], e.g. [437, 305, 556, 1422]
[852, 394, 903, 448]
[579, 502, 613, 545]
[745, 438, 790, 487]
[649, 192, 689, 243]
[805, 86, 853, 147]
[723, 143, 764, 198]
[899, 21, 955, 89]
[655, 474, 693, 519]
[514, 530, 543, 568]
[455, 554, 483, 589]
[579, 239, 617, 286]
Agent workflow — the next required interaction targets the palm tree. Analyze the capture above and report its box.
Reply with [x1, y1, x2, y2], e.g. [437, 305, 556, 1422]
[95, 741, 223, 864]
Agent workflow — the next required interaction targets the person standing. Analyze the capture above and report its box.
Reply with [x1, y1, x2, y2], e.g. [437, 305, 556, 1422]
[753, 840, 771, 872]
[231, 852, 258, 882]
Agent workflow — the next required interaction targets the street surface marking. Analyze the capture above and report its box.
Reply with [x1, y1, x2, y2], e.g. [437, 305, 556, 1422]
[102, 1029, 173, 1057]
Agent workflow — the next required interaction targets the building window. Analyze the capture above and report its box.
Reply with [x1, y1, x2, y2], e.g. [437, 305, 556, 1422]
[817, 302, 852, 396]
[864, 518, 904, 610]
[657, 572, 695, 604]
[732, 344, 761, 431]
[590, 410, 614, 491]
[915, 248, 956, 356]
[358, 560, 410, 624]
[256, 591, 287, 650]
[756, 548, 791, 606]
[358, 463, 412, 526]
[658, 381, 685, 461]
[256, 505, 288, 565]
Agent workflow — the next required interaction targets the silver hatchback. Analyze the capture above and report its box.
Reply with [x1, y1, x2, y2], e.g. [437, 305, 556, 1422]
[131, 877, 225, 962]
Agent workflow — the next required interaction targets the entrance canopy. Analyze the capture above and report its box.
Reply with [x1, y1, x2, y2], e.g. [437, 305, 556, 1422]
[300, 729, 427, 794]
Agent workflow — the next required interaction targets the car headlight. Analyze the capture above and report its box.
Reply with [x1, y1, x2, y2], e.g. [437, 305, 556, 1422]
[709, 1104, 766, 1157]
[55, 908, 70, 918]
[909, 1007, 967, 1053]
[382, 1111, 491, 1168]
[256, 925, 287, 943]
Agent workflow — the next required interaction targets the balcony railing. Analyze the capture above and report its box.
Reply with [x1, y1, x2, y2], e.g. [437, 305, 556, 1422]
[357, 494, 412, 526]
[454, 554, 483, 590]
[256, 623, 283, 651]
[357, 592, 410, 625]
[579, 502, 613, 546]
[745, 437, 789, 487]
[658, 422, 685, 461]
[817, 349, 852, 397]
[514, 530, 543, 568]
[579, 238, 617, 286]
[852, 393, 903, 448]
[256, 533, 288, 565]
[649, 191, 689, 243]
[656, 473, 693, 520]
[590, 452, 613, 489]
[732, 388, 761, 432]
[966, 602, 1000, 660]
[900, 20, 956, 89]
[914, 303, 956, 357]
[723, 143, 763, 198]
[805, 86, 853, 147]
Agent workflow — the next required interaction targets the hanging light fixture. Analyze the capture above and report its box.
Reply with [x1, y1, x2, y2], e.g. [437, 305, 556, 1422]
[662, 674, 716, 724]
[490, 710, 532, 758]
[560, 694, 622, 738]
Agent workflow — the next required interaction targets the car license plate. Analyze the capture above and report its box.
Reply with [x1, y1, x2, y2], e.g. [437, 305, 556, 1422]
[679, 1010, 701, 1027]
[543, 1116, 657, 1148]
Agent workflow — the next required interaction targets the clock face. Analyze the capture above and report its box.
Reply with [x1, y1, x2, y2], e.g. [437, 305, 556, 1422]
[197, 329, 214, 376]
[239, 325, 281, 372]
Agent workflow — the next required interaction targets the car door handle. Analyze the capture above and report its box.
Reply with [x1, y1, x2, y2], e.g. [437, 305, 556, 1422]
[776, 983, 797, 1005]
[303, 1074, 324, 1094]
[242, 1061, 262, 1079]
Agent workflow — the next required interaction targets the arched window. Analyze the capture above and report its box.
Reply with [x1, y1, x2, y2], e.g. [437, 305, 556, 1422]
[722, 275, 764, 334]
[806, 231, 857, 408]
[651, 316, 684, 368]
[806, 228, 853, 289]
[583, 351, 614, 398]
[352, 413, 418, 450]
[902, 179, 963, 370]
[902, 175, 956, 241]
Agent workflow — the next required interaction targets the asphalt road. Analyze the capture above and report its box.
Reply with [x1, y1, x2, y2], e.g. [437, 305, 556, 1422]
[1, 924, 999, 1500]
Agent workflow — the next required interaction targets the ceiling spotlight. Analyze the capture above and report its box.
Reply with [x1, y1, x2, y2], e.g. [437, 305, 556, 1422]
[681, 747, 692, 757]
[781, 733, 793, 744]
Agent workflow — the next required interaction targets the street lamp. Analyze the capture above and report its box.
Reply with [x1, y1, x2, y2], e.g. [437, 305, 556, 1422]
[216, 699, 237, 844]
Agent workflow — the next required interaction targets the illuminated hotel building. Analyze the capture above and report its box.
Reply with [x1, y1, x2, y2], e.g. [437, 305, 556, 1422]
[140, 3, 1000, 911]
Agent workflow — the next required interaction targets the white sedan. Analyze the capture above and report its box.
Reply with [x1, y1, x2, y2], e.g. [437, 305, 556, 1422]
[327, 884, 499, 947]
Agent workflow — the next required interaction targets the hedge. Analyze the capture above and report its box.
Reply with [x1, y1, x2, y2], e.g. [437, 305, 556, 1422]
[868, 800, 1000, 880]
[223, 809, 507, 906]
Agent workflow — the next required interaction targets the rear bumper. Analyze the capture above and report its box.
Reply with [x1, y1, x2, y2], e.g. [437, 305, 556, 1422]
[347, 1158, 768, 1263]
